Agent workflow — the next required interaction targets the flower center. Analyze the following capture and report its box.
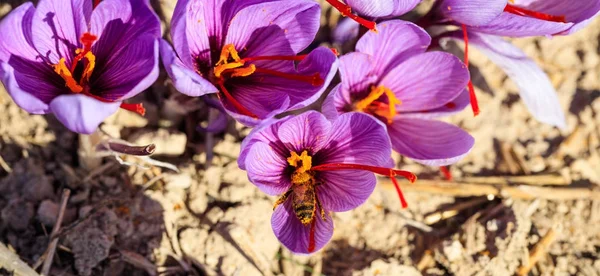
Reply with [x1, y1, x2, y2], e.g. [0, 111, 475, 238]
[51, 32, 145, 116]
[325, 0, 377, 32]
[287, 150, 314, 184]
[355, 85, 402, 124]
[52, 32, 97, 94]
[212, 44, 326, 118]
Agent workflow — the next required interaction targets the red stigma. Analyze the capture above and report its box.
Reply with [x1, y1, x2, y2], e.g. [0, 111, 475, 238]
[70, 32, 97, 72]
[307, 214, 317, 252]
[254, 68, 324, 86]
[440, 166, 453, 181]
[461, 24, 480, 116]
[119, 103, 146, 116]
[326, 0, 377, 31]
[504, 4, 566, 23]
[311, 163, 416, 209]
[216, 79, 259, 118]
[93, 0, 101, 8]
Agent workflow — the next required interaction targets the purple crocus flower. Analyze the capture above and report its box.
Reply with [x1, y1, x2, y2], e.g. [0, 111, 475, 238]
[325, 0, 421, 31]
[239, 111, 416, 254]
[322, 20, 474, 166]
[421, 0, 600, 128]
[0, 0, 160, 134]
[160, 0, 337, 127]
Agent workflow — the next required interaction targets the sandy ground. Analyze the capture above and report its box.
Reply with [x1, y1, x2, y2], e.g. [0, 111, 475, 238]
[1, 1, 600, 275]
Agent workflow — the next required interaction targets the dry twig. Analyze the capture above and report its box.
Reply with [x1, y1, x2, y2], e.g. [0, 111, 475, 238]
[41, 189, 71, 276]
[381, 179, 600, 200]
[517, 228, 558, 275]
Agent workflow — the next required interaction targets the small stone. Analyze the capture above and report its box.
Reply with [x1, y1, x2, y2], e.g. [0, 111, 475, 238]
[37, 200, 59, 226]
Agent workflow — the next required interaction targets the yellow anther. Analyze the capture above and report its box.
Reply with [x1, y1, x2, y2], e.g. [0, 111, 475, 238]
[53, 58, 83, 93]
[287, 150, 312, 173]
[355, 85, 401, 124]
[230, 64, 256, 78]
[214, 61, 245, 78]
[355, 86, 385, 111]
[217, 44, 242, 66]
[80, 51, 96, 82]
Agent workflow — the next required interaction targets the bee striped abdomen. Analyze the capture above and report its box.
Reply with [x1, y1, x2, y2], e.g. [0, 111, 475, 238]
[292, 186, 317, 225]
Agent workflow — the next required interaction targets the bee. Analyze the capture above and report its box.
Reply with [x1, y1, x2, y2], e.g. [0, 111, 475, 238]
[273, 171, 326, 225]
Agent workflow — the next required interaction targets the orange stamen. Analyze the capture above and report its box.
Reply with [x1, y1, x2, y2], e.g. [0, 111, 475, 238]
[325, 0, 377, 31]
[504, 4, 566, 23]
[311, 163, 416, 208]
[254, 68, 324, 86]
[355, 86, 401, 124]
[53, 58, 84, 93]
[216, 79, 259, 118]
[462, 24, 480, 116]
[119, 102, 146, 116]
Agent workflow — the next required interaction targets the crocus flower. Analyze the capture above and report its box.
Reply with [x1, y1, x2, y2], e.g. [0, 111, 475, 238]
[160, 0, 337, 127]
[421, 0, 600, 128]
[322, 20, 474, 166]
[0, 0, 160, 134]
[325, 0, 422, 31]
[239, 111, 416, 254]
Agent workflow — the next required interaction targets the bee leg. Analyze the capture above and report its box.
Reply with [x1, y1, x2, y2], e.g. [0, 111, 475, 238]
[315, 190, 326, 221]
[273, 190, 292, 211]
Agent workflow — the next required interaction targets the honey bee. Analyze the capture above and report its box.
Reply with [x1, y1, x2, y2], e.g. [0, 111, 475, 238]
[273, 171, 326, 225]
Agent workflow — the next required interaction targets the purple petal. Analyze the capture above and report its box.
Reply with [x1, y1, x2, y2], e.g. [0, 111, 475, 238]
[0, 61, 51, 114]
[238, 115, 289, 170]
[90, 0, 160, 66]
[317, 170, 375, 212]
[438, 0, 507, 26]
[225, 0, 320, 55]
[516, 0, 600, 35]
[277, 111, 332, 154]
[344, 0, 395, 18]
[391, 0, 422, 17]
[92, 36, 159, 101]
[31, 0, 91, 64]
[245, 142, 291, 196]
[0, 3, 38, 62]
[338, 52, 378, 95]
[380, 52, 469, 112]
[318, 112, 392, 167]
[332, 18, 359, 45]
[403, 89, 470, 119]
[272, 200, 333, 254]
[321, 84, 346, 121]
[49, 94, 120, 134]
[224, 47, 337, 126]
[387, 118, 474, 166]
[470, 12, 571, 37]
[160, 39, 218, 97]
[356, 20, 430, 76]
[3, 53, 65, 108]
[443, 32, 566, 129]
